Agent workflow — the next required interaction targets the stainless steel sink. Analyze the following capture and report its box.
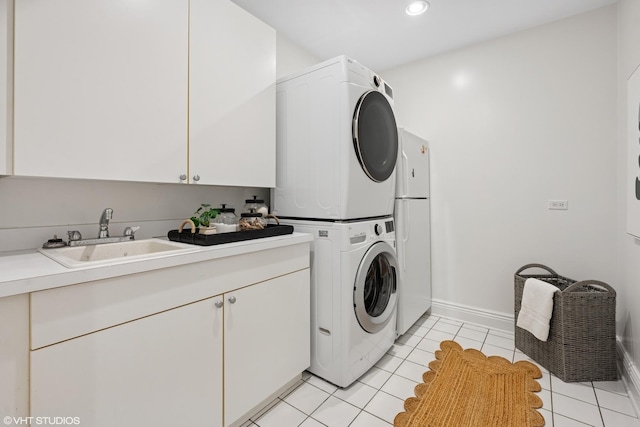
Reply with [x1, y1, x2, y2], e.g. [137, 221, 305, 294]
[39, 238, 199, 268]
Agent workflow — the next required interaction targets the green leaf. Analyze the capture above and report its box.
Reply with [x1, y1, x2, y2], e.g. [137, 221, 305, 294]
[190, 204, 220, 228]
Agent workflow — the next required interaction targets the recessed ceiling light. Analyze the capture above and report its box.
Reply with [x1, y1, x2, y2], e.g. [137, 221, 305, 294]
[406, 0, 429, 16]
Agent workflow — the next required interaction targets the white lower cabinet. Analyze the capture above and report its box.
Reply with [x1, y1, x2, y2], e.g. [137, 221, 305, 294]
[29, 263, 310, 427]
[0, 294, 29, 420]
[224, 269, 310, 426]
[31, 297, 224, 427]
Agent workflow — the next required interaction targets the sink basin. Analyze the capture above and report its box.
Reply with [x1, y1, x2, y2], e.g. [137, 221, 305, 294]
[38, 238, 199, 269]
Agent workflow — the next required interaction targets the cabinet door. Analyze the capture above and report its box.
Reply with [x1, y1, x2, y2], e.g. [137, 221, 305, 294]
[13, 0, 188, 183]
[0, 0, 9, 175]
[31, 297, 223, 427]
[0, 294, 29, 419]
[189, 0, 276, 187]
[224, 269, 310, 426]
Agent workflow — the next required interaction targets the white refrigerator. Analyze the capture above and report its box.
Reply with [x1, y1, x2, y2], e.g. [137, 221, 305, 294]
[394, 128, 432, 336]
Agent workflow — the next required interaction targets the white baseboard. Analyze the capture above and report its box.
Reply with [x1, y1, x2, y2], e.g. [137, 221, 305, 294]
[430, 298, 514, 333]
[430, 299, 640, 417]
[617, 339, 640, 418]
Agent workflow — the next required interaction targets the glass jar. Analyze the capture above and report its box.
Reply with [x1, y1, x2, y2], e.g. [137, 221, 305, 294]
[212, 204, 238, 233]
[239, 209, 267, 231]
[243, 195, 268, 216]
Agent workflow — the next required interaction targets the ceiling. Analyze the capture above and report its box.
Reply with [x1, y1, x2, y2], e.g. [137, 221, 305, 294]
[231, 0, 618, 71]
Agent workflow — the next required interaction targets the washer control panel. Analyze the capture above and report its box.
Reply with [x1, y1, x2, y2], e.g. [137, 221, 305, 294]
[384, 220, 394, 233]
[343, 217, 396, 248]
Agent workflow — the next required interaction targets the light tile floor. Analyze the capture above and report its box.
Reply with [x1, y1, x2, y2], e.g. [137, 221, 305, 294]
[241, 314, 640, 427]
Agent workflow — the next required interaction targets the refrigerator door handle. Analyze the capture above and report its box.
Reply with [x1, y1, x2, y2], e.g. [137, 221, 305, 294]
[401, 150, 409, 196]
[402, 199, 410, 244]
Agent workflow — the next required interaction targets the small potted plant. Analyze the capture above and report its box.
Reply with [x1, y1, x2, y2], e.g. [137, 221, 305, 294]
[191, 204, 220, 235]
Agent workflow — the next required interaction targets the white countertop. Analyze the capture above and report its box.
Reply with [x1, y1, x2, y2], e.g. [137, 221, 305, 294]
[0, 232, 313, 299]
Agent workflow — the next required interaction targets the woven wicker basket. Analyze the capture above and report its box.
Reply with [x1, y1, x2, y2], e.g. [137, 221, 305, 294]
[514, 263, 617, 382]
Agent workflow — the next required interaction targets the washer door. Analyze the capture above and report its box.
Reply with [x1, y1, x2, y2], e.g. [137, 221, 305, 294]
[352, 91, 398, 183]
[354, 241, 398, 334]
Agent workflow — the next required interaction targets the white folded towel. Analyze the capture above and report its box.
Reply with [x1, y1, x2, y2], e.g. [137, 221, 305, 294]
[516, 278, 558, 341]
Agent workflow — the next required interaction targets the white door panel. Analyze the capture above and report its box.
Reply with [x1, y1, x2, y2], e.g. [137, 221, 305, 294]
[395, 198, 431, 335]
[396, 129, 430, 198]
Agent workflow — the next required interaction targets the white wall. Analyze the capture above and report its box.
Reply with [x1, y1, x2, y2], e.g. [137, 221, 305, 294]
[0, 33, 318, 255]
[382, 6, 618, 327]
[276, 33, 320, 80]
[616, 0, 640, 408]
[0, 176, 270, 253]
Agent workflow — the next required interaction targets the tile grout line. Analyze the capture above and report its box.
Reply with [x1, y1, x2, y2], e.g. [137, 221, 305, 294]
[593, 383, 606, 427]
[305, 372, 391, 427]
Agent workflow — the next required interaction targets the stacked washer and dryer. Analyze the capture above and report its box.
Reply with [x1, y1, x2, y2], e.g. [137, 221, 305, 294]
[273, 56, 399, 387]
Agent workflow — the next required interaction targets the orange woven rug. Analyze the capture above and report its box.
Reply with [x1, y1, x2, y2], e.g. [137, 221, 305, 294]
[394, 340, 545, 427]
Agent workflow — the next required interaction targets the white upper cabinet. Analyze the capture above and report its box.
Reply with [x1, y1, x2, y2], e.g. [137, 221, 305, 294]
[12, 0, 276, 186]
[189, 0, 276, 187]
[0, 0, 11, 176]
[13, 0, 189, 183]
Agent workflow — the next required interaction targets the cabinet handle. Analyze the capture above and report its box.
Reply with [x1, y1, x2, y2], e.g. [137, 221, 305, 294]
[227, 296, 236, 304]
[214, 300, 223, 308]
[193, 174, 200, 182]
[179, 174, 187, 181]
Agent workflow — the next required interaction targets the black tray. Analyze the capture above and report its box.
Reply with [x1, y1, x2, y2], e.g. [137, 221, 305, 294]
[167, 224, 294, 246]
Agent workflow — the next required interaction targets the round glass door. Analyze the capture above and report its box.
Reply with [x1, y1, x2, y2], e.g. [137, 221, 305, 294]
[354, 241, 398, 333]
[352, 91, 398, 183]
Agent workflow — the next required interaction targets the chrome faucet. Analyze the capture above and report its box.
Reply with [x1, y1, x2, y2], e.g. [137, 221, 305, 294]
[99, 208, 113, 238]
[66, 208, 139, 247]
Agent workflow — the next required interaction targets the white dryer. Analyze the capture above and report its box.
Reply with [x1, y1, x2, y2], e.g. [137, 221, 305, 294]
[273, 55, 398, 221]
[282, 217, 398, 387]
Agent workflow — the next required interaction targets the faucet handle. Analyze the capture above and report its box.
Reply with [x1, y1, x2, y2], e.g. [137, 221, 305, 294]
[124, 226, 140, 239]
[68, 230, 82, 241]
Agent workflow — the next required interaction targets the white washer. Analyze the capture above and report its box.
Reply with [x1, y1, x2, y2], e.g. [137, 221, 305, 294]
[282, 217, 398, 387]
[273, 55, 398, 221]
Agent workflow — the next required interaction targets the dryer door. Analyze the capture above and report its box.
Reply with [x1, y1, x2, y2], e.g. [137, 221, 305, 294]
[352, 91, 398, 183]
[354, 241, 398, 334]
